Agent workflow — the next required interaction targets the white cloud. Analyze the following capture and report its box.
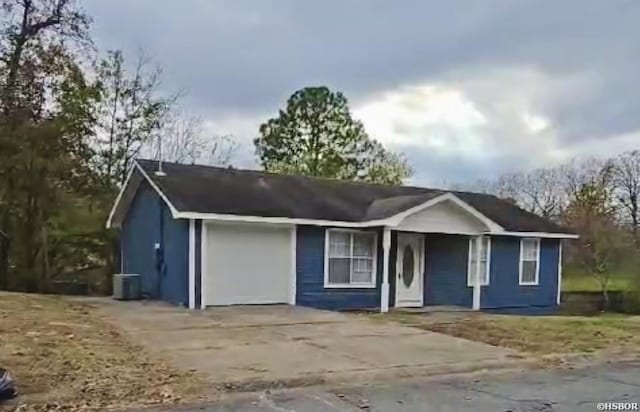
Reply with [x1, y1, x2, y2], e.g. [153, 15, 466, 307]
[200, 111, 268, 168]
[352, 66, 615, 183]
[522, 112, 549, 134]
[84, 0, 640, 186]
[194, 64, 640, 185]
[354, 85, 488, 156]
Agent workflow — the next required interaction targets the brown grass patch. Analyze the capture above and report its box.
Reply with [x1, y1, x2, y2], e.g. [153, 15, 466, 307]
[378, 312, 640, 355]
[0, 292, 205, 411]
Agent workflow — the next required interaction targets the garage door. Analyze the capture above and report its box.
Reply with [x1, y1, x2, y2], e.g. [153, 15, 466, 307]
[205, 222, 292, 305]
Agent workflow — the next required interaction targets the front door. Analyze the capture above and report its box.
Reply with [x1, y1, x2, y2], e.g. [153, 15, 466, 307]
[395, 233, 424, 307]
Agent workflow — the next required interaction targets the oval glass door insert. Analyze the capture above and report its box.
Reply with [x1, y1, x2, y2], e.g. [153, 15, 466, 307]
[402, 245, 415, 288]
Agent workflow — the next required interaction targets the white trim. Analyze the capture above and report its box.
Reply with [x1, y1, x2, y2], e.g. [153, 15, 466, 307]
[557, 241, 563, 305]
[200, 221, 207, 308]
[323, 228, 378, 289]
[188, 219, 195, 309]
[105, 166, 136, 228]
[176, 193, 503, 232]
[324, 284, 377, 289]
[388, 193, 503, 232]
[501, 231, 578, 239]
[178, 211, 391, 228]
[467, 236, 490, 287]
[519, 238, 541, 286]
[394, 232, 425, 308]
[289, 225, 297, 305]
[133, 161, 181, 218]
[472, 235, 482, 310]
[381, 227, 391, 312]
[395, 228, 483, 236]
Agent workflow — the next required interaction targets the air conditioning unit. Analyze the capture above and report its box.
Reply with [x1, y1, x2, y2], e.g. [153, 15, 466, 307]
[113, 274, 142, 300]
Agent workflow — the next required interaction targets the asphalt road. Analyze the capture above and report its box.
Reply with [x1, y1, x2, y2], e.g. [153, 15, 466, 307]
[162, 361, 640, 412]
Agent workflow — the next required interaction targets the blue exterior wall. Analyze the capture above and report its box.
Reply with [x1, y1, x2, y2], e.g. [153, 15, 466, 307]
[423, 234, 473, 307]
[121, 182, 158, 297]
[296, 225, 384, 310]
[159, 205, 189, 305]
[293, 227, 560, 313]
[481, 237, 560, 312]
[121, 182, 189, 306]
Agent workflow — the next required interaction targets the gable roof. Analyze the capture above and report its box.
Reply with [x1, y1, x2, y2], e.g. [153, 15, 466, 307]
[108, 159, 576, 237]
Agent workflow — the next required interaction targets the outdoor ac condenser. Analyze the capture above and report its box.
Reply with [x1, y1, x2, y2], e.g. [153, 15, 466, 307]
[112, 274, 142, 300]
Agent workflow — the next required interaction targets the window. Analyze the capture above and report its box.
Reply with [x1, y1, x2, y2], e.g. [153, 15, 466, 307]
[325, 230, 377, 287]
[519, 238, 540, 285]
[468, 236, 490, 286]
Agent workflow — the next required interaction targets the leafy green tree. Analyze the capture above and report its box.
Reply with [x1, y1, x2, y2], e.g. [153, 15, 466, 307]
[0, 0, 98, 291]
[254, 86, 412, 184]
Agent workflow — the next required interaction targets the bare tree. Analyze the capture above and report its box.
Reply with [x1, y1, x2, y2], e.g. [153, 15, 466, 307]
[519, 166, 568, 219]
[145, 112, 239, 167]
[563, 166, 625, 308]
[155, 112, 203, 164]
[94, 49, 175, 188]
[205, 134, 239, 166]
[563, 158, 609, 200]
[611, 150, 640, 246]
[461, 166, 567, 219]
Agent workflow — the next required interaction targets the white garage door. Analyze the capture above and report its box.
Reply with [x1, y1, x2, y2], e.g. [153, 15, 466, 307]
[205, 222, 292, 305]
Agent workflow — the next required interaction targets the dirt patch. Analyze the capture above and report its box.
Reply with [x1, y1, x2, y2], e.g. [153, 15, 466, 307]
[378, 312, 640, 356]
[0, 292, 206, 411]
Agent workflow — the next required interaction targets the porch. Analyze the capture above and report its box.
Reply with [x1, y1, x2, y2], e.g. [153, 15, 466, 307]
[295, 193, 561, 314]
[380, 230, 482, 312]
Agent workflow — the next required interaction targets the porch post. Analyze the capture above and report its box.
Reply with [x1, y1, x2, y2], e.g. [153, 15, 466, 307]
[556, 241, 563, 305]
[381, 227, 391, 313]
[472, 236, 481, 310]
[188, 219, 195, 309]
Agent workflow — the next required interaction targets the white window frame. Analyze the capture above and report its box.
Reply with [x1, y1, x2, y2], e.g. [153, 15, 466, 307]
[324, 228, 377, 288]
[467, 236, 491, 287]
[519, 238, 541, 285]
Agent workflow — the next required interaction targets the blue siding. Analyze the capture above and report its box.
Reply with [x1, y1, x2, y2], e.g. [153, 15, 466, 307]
[296, 225, 382, 310]
[160, 206, 189, 305]
[122, 182, 158, 297]
[121, 182, 189, 306]
[481, 237, 559, 312]
[423, 234, 473, 307]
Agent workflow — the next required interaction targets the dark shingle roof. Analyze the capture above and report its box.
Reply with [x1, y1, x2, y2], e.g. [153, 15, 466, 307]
[136, 159, 573, 234]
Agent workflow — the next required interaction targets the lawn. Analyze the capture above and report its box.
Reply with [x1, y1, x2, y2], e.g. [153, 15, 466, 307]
[562, 275, 632, 292]
[378, 312, 640, 356]
[0, 292, 205, 411]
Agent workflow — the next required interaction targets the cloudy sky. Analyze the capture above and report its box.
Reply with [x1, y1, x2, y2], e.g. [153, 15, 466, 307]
[84, 0, 640, 186]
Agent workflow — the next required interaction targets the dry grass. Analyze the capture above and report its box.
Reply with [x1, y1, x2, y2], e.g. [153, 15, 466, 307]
[379, 312, 640, 355]
[0, 292, 205, 411]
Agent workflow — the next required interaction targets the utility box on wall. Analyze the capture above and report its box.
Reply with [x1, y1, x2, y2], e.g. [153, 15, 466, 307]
[113, 274, 142, 300]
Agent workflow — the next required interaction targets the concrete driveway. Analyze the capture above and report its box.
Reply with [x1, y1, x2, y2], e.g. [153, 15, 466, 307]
[83, 299, 518, 389]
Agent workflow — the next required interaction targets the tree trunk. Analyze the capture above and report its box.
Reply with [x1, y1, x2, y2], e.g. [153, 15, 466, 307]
[602, 286, 610, 311]
[41, 225, 50, 293]
[0, 234, 9, 290]
[104, 236, 118, 295]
